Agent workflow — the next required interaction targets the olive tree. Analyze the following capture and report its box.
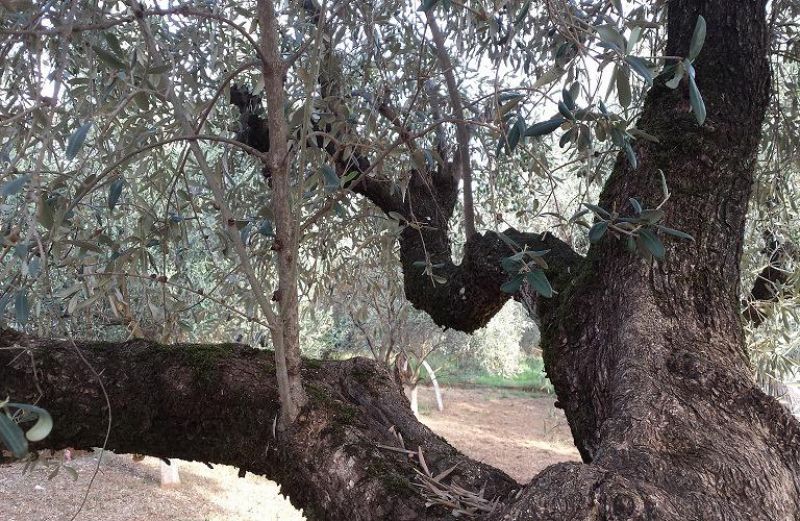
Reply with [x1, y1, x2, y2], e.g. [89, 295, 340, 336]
[3, 0, 800, 519]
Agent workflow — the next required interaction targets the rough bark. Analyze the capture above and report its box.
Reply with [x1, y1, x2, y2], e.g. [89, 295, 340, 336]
[0, 329, 516, 521]
[392, 176, 580, 333]
[501, 0, 800, 519]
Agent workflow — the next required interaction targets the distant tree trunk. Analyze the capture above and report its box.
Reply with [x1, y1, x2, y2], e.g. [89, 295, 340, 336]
[409, 384, 419, 416]
[160, 459, 181, 488]
[421, 360, 444, 412]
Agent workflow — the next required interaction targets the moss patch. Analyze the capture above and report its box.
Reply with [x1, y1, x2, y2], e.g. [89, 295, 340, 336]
[306, 384, 358, 425]
[382, 472, 414, 495]
[156, 342, 237, 381]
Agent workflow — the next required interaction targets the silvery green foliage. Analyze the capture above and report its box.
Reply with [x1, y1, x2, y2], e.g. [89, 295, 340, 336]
[0, 0, 798, 383]
[467, 302, 528, 378]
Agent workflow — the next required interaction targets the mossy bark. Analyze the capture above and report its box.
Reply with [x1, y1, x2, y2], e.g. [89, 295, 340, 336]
[0, 329, 515, 521]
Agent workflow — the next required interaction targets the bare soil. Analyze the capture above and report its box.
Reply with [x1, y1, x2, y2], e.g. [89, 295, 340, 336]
[0, 387, 578, 520]
[415, 387, 579, 483]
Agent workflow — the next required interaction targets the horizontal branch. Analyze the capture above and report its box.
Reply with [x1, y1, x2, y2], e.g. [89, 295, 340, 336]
[0, 329, 517, 520]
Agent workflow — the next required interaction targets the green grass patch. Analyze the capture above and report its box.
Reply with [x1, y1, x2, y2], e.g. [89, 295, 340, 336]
[421, 357, 553, 394]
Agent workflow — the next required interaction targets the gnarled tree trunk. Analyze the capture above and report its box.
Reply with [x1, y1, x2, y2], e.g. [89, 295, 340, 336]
[340, 0, 800, 517]
[498, 0, 800, 517]
[3, 0, 800, 519]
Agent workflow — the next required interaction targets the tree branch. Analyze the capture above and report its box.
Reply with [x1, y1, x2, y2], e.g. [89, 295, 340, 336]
[229, 85, 581, 333]
[743, 233, 796, 327]
[257, 0, 307, 424]
[228, 4, 581, 334]
[0, 329, 517, 520]
[426, 14, 477, 240]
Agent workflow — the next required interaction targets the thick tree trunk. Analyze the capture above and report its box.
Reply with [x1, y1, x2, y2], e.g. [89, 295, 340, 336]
[324, 0, 800, 517]
[500, 0, 800, 519]
[0, 329, 515, 521]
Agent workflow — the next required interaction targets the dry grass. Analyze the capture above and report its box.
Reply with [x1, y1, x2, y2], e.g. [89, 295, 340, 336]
[0, 387, 578, 520]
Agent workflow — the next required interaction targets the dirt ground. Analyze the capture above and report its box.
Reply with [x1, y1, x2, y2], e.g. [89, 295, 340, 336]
[415, 387, 579, 483]
[0, 386, 579, 521]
